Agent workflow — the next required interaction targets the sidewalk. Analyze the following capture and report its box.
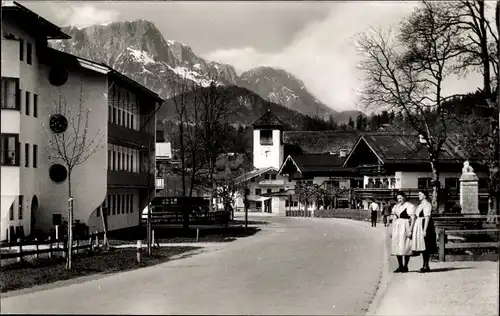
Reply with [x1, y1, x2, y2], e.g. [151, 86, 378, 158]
[371, 227, 499, 316]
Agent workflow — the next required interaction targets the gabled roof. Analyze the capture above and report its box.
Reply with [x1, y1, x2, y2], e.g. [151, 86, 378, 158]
[279, 153, 354, 175]
[283, 131, 359, 154]
[2, 1, 71, 39]
[343, 133, 470, 167]
[234, 166, 277, 183]
[252, 109, 286, 129]
[42, 47, 163, 103]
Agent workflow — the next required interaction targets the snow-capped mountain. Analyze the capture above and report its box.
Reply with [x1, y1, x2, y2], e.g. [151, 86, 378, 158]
[49, 19, 354, 123]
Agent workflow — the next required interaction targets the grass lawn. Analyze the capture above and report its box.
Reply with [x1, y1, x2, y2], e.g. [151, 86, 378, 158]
[108, 225, 262, 245]
[0, 246, 199, 293]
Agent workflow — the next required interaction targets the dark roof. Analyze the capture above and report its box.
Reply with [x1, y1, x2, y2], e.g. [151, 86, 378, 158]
[283, 131, 359, 154]
[282, 154, 355, 174]
[2, 2, 71, 39]
[210, 153, 252, 180]
[252, 110, 286, 129]
[43, 47, 163, 103]
[357, 133, 469, 164]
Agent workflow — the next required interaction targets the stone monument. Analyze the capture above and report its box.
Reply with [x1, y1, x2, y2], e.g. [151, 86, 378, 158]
[459, 160, 480, 214]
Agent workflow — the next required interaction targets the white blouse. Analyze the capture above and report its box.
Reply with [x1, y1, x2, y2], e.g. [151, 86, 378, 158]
[391, 201, 416, 218]
[415, 200, 432, 217]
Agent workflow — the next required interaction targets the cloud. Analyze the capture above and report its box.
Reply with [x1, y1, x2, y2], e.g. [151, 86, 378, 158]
[53, 4, 120, 28]
[204, 2, 484, 112]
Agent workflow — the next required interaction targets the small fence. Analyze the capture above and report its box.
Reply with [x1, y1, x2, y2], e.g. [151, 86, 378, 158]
[0, 232, 107, 265]
[142, 210, 229, 226]
[435, 215, 500, 262]
[286, 208, 372, 222]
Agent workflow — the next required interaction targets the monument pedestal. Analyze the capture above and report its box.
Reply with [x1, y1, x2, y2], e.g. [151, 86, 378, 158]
[459, 172, 479, 214]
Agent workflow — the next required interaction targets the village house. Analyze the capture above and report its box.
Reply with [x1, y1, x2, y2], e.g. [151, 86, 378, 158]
[1, 1, 163, 241]
[343, 133, 490, 213]
[234, 110, 360, 214]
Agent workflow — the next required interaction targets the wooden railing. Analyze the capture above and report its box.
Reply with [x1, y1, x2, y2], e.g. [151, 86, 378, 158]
[435, 215, 500, 262]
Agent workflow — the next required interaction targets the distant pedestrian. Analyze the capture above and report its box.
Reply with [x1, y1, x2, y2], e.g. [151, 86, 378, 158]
[382, 200, 391, 227]
[390, 192, 416, 273]
[369, 199, 379, 227]
[411, 190, 437, 273]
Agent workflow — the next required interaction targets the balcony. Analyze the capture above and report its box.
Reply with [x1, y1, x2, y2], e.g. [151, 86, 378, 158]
[1, 39, 20, 78]
[108, 170, 154, 188]
[259, 179, 285, 186]
[156, 178, 164, 190]
[108, 123, 154, 148]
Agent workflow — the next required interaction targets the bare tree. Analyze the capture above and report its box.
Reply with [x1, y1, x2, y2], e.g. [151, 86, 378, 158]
[43, 84, 105, 270]
[356, 1, 464, 211]
[442, 0, 500, 217]
[196, 72, 233, 212]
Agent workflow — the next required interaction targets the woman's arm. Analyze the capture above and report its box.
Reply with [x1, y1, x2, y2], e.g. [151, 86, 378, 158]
[423, 203, 431, 236]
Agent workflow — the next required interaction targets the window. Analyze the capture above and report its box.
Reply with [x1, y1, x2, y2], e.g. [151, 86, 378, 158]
[1, 78, 19, 109]
[18, 195, 23, 219]
[108, 150, 112, 170]
[445, 178, 459, 189]
[267, 188, 272, 194]
[122, 195, 126, 214]
[33, 94, 38, 117]
[117, 194, 121, 214]
[26, 42, 32, 65]
[271, 174, 276, 180]
[250, 177, 255, 182]
[112, 151, 116, 170]
[19, 38, 24, 61]
[25, 143, 29, 167]
[256, 201, 262, 209]
[107, 195, 111, 216]
[265, 174, 270, 180]
[418, 177, 432, 189]
[255, 188, 261, 195]
[130, 154, 133, 172]
[130, 195, 134, 213]
[9, 203, 14, 221]
[112, 195, 116, 215]
[260, 130, 273, 145]
[25, 91, 30, 115]
[1, 134, 19, 165]
[33, 144, 37, 168]
[113, 107, 117, 124]
[280, 188, 285, 192]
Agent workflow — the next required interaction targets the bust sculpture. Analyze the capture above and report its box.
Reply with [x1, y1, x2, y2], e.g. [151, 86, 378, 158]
[462, 160, 474, 174]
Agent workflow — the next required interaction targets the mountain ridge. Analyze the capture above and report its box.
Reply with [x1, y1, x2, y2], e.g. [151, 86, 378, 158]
[49, 19, 363, 123]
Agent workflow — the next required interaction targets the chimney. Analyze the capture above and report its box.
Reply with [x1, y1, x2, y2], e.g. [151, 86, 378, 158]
[339, 149, 347, 158]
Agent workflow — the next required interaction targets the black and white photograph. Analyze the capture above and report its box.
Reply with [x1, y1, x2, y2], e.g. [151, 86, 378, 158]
[0, 0, 499, 314]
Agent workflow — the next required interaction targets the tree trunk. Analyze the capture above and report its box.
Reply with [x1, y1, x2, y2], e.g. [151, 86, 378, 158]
[430, 160, 441, 213]
[100, 206, 110, 250]
[66, 172, 73, 270]
[179, 122, 186, 196]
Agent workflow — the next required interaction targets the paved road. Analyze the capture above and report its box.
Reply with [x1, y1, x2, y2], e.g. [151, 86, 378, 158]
[1, 215, 386, 315]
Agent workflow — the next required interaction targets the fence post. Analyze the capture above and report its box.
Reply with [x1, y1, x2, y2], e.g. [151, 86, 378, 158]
[17, 238, 22, 263]
[76, 239, 79, 255]
[48, 237, 53, 259]
[35, 238, 39, 260]
[439, 228, 446, 262]
[89, 237, 93, 253]
[95, 231, 99, 249]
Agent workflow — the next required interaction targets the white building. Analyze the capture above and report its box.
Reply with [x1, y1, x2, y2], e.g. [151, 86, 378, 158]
[1, 2, 163, 241]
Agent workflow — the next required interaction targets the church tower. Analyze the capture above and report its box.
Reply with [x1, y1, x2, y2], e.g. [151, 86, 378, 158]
[252, 109, 285, 170]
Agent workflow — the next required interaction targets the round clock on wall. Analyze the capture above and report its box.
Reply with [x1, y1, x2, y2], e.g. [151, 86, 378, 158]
[48, 67, 68, 87]
[49, 114, 69, 133]
[49, 164, 68, 183]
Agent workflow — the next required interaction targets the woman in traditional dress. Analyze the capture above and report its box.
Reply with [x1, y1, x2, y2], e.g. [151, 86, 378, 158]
[411, 190, 437, 272]
[390, 192, 416, 273]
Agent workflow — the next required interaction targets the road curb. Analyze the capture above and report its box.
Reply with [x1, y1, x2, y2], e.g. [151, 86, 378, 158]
[365, 227, 392, 316]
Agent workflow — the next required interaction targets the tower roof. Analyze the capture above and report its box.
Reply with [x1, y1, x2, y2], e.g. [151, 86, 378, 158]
[252, 109, 285, 129]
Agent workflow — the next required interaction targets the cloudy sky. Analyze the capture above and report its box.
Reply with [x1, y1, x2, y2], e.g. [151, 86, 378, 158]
[22, 1, 494, 112]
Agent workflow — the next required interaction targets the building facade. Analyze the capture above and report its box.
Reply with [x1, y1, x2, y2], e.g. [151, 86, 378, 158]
[1, 2, 162, 241]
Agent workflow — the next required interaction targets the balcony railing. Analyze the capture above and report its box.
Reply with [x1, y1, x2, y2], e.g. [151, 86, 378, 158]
[156, 178, 164, 190]
[108, 122, 154, 148]
[108, 170, 154, 188]
[1, 39, 20, 78]
[259, 179, 285, 186]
